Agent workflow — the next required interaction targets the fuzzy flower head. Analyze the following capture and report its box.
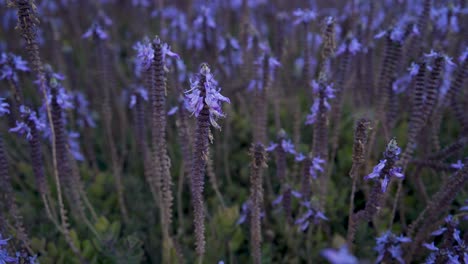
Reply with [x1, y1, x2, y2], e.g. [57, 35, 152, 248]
[292, 8, 317, 25]
[0, 52, 29, 81]
[133, 37, 154, 74]
[82, 22, 108, 40]
[185, 63, 230, 129]
[0, 98, 9, 116]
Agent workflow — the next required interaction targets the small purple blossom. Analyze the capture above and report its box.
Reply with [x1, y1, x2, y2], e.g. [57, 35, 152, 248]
[409, 62, 420, 77]
[0, 53, 29, 81]
[68, 131, 84, 161]
[295, 153, 306, 162]
[451, 160, 464, 170]
[292, 9, 317, 25]
[423, 242, 439, 251]
[9, 106, 46, 140]
[336, 38, 361, 56]
[74, 92, 95, 128]
[295, 201, 328, 232]
[0, 98, 9, 116]
[82, 22, 108, 40]
[321, 246, 358, 264]
[167, 106, 179, 116]
[129, 86, 148, 109]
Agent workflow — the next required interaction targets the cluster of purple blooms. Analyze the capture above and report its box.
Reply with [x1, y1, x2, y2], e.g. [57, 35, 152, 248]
[423, 215, 467, 264]
[0, 233, 37, 264]
[9, 106, 45, 141]
[365, 139, 404, 193]
[185, 64, 230, 129]
[305, 80, 335, 125]
[374, 231, 412, 263]
[294, 200, 328, 232]
[0, 53, 29, 81]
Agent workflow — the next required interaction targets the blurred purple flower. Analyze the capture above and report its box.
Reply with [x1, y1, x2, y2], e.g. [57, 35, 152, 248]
[68, 131, 84, 161]
[0, 98, 9, 116]
[295, 201, 327, 232]
[82, 22, 108, 40]
[321, 246, 358, 264]
[451, 160, 464, 170]
[0, 52, 29, 81]
[423, 242, 438, 251]
[375, 231, 411, 264]
[309, 156, 325, 179]
[292, 9, 317, 25]
[74, 92, 95, 128]
[134, 38, 154, 74]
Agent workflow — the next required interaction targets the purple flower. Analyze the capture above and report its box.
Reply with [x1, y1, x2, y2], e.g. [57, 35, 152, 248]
[134, 38, 154, 74]
[375, 231, 411, 264]
[430, 227, 447, 236]
[293, 9, 317, 25]
[408, 62, 420, 77]
[0, 98, 9, 116]
[82, 22, 108, 40]
[154, 38, 179, 61]
[167, 106, 179, 116]
[185, 64, 230, 129]
[451, 160, 464, 170]
[193, 6, 216, 29]
[129, 86, 148, 109]
[0, 249, 16, 263]
[281, 139, 295, 154]
[306, 81, 335, 125]
[74, 92, 95, 128]
[0, 53, 29, 81]
[309, 156, 325, 179]
[9, 121, 31, 140]
[321, 246, 358, 264]
[336, 38, 361, 56]
[389, 167, 404, 178]
[9, 105, 46, 140]
[365, 160, 387, 180]
[266, 143, 278, 152]
[459, 48, 468, 63]
[295, 201, 327, 232]
[423, 242, 438, 251]
[68, 131, 84, 161]
[131, 0, 149, 7]
[295, 153, 306, 162]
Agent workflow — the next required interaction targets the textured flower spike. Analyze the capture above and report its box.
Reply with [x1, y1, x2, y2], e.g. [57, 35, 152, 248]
[0, 52, 29, 81]
[82, 22, 108, 40]
[185, 63, 230, 129]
